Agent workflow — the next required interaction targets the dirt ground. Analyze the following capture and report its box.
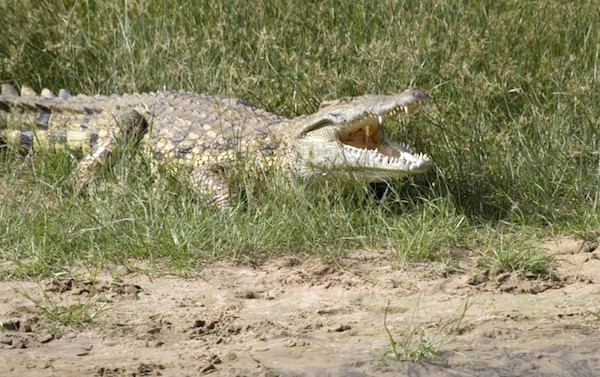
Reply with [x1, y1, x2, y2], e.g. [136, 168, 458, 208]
[1, 238, 599, 377]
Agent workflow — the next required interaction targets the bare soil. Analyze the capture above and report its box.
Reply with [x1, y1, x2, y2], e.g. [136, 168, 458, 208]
[1, 238, 599, 376]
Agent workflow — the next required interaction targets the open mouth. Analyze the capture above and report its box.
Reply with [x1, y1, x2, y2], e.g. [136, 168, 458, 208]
[337, 113, 431, 173]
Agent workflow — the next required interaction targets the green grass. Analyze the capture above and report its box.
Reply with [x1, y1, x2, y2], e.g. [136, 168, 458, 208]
[1, 0, 600, 279]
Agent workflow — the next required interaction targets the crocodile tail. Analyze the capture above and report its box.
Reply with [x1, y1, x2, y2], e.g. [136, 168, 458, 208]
[1, 83, 88, 133]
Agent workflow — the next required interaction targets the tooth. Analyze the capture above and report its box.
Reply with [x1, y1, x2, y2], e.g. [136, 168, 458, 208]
[403, 106, 409, 113]
[378, 115, 383, 125]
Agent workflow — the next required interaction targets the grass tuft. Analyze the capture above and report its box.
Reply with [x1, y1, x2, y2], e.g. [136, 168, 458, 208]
[477, 231, 554, 278]
[16, 287, 107, 333]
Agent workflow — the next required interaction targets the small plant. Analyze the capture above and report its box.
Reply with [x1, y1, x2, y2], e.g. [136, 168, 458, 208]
[587, 308, 600, 320]
[383, 298, 469, 363]
[16, 287, 107, 332]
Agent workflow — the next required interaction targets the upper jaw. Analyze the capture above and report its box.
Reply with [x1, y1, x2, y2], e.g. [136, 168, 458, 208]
[361, 88, 430, 123]
[335, 88, 429, 139]
[375, 89, 430, 119]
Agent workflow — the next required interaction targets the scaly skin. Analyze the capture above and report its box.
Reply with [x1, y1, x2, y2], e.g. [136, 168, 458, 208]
[0, 83, 432, 206]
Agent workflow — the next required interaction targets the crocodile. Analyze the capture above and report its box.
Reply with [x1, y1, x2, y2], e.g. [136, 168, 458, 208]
[0, 83, 432, 207]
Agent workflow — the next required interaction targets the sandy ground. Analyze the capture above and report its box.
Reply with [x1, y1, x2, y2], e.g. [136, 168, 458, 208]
[1, 238, 599, 377]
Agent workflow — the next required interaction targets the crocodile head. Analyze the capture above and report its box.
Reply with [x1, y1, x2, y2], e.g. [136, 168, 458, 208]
[290, 88, 432, 181]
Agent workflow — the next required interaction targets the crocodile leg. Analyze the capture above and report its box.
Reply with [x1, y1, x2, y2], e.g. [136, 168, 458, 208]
[73, 110, 148, 189]
[73, 134, 118, 188]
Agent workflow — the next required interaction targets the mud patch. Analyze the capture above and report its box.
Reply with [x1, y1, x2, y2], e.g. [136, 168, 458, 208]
[1, 238, 600, 376]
